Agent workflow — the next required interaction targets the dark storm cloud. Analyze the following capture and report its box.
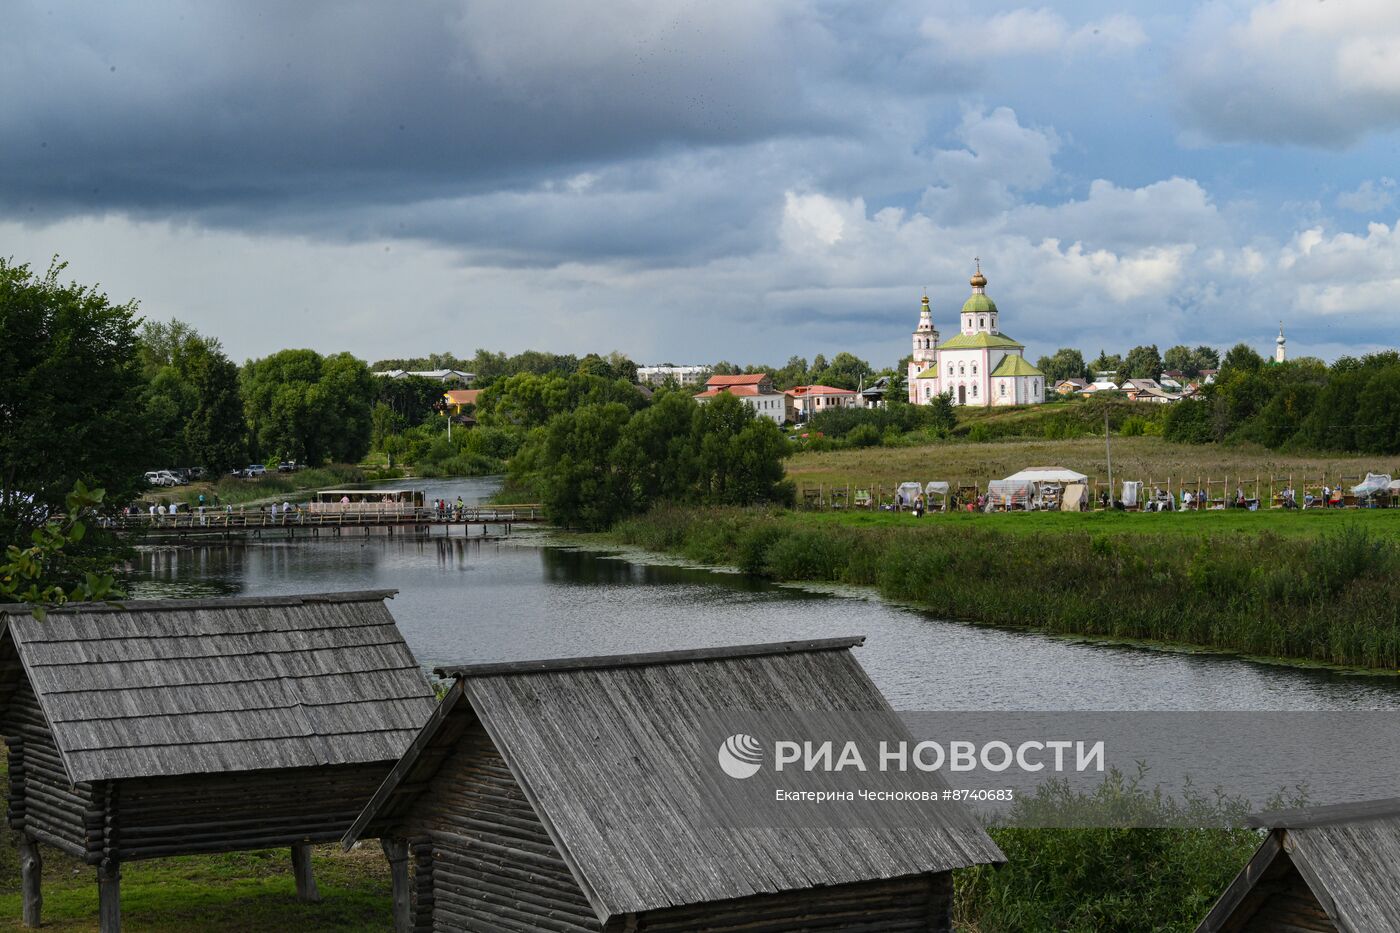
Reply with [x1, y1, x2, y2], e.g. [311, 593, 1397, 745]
[0, 0, 846, 221]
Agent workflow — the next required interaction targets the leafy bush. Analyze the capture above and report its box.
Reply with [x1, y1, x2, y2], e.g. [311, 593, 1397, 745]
[956, 768, 1297, 932]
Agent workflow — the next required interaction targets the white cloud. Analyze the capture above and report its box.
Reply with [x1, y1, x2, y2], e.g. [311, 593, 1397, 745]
[1178, 0, 1400, 146]
[920, 107, 1060, 222]
[921, 7, 1145, 59]
[1336, 178, 1396, 213]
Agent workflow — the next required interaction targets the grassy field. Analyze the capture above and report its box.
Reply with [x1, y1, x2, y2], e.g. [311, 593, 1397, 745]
[787, 436, 1400, 497]
[789, 505, 1400, 539]
[0, 760, 390, 932]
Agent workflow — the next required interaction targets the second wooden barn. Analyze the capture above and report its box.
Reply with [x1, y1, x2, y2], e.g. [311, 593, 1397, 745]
[0, 590, 438, 932]
[344, 636, 1004, 932]
[1196, 798, 1400, 932]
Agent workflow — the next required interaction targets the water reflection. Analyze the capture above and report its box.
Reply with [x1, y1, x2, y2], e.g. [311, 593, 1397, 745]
[125, 533, 1400, 713]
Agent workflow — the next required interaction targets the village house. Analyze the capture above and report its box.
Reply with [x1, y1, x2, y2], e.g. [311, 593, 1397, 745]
[906, 262, 1046, 408]
[637, 364, 710, 386]
[344, 637, 1003, 932]
[1055, 377, 1088, 395]
[786, 384, 857, 422]
[694, 373, 791, 423]
[1196, 799, 1400, 932]
[1159, 370, 1185, 390]
[859, 375, 891, 408]
[0, 592, 437, 932]
[375, 369, 474, 385]
[441, 388, 479, 415]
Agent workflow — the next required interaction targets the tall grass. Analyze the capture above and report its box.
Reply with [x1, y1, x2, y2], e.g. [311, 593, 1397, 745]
[611, 506, 1400, 669]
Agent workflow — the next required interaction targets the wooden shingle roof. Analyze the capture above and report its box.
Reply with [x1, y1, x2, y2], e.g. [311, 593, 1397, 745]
[0, 591, 437, 784]
[347, 637, 1003, 924]
[1198, 799, 1400, 933]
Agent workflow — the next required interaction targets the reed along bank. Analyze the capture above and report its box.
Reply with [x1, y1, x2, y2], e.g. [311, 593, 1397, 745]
[608, 506, 1400, 671]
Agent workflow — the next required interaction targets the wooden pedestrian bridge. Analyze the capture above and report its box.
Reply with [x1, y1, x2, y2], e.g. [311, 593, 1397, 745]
[107, 503, 545, 543]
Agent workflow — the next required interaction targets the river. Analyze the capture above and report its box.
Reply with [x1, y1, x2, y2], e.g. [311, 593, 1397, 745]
[125, 476, 1400, 713]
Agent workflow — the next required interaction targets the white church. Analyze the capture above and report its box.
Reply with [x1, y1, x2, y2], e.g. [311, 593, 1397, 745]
[907, 262, 1045, 407]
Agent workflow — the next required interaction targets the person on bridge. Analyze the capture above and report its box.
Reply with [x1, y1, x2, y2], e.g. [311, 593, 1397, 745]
[455, 496, 465, 519]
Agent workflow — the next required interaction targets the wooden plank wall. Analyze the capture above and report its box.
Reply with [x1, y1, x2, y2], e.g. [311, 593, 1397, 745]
[633, 872, 951, 932]
[113, 763, 391, 860]
[1233, 862, 1335, 932]
[400, 722, 603, 933]
[2, 677, 100, 860]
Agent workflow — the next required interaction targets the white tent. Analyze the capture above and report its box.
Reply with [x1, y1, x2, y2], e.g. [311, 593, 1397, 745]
[924, 481, 950, 495]
[986, 479, 1033, 510]
[895, 482, 923, 508]
[1061, 483, 1088, 512]
[924, 481, 950, 511]
[1003, 467, 1089, 485]
[1353, 474, 1392, 498]
[1121, 481, 1143, 508]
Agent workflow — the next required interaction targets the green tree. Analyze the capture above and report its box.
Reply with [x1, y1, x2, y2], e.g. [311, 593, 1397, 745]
[377, 375, 446, 426]
[1162, 345, 1194, 376]
[183, 343, 247, 472]
[1088, 350, 1122, 377]
[535, 403, 636, 530]
[1220, 343, 1264, 374]
[241, 349, 376, 465]
[1355, 365, 1400, 454]
[1036, 348, 1088, 384]
[1191, 345, 1221, 374]
[1, 482, 123, 616]
[812, 352, 870, 390]
[1122, 344, 1164, 380]
[692, 392, 791, 505]
[0, 258, 148, 536]
[576, 353, 616, 380]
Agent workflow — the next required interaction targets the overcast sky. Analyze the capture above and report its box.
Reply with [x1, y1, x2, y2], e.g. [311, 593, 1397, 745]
[5, 0, 1400, 368]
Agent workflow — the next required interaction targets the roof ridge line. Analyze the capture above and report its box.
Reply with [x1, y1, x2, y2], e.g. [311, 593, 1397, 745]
[435, 636, 866, 678]
[0, 590, 399, 615]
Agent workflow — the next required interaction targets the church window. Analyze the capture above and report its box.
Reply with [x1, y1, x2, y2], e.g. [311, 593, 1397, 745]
[979, 317, 986, 329]
[958, 363, 965, 375]
[947, 363, 953, 376]
[972, 383, 978, 398]
[1000, 382, 1006, 397]
[972, 363, 978, 376]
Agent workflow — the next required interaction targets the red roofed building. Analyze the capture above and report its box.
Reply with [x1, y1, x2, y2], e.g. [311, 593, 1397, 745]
[786, 384, 857, 423]
[694, 373, 791, 424]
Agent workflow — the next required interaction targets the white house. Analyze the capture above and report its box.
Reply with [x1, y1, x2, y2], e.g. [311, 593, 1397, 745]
[786, 384, 857, 422]
[694, 373, 791, 423]
[637, 365, 710, 386]
[374, 369, 474, 384]
[906, 263, 1045, 407]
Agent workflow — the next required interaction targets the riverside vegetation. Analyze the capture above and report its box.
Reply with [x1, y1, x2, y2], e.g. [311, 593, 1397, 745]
[612, 505, 1400, 670]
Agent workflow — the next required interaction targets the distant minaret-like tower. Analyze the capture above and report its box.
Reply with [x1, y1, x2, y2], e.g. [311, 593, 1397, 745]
[908, 293, 940, 403]
[1275, 322, 1287, 363]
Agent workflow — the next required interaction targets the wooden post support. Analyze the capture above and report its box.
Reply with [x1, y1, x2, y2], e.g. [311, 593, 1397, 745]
[19, 836, 41, 928]
[291, 843, 320, 903]
[382, 838, 412, 933]
[98, 859, 120, 933]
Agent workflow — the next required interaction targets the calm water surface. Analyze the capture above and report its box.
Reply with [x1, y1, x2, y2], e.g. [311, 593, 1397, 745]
[126, 476, 1400, 712]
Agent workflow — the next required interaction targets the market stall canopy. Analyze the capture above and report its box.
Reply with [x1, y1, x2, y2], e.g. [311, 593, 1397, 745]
[1002, 467, 1089, 484]
[925, 481, 950, 495]
[896, 482, 923, 505]
[1353, 474, 1392, 497]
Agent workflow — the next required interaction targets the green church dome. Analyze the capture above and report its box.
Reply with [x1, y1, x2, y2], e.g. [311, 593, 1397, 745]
[961, 293, 997, 314]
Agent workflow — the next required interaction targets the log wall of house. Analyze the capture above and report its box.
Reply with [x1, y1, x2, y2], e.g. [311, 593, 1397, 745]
[1232, 862, 1336, 933]
[1, 677, 100, 860]
[400, 722, 603, 933]
[112, 763, 391, 861]
[633, 872, 952, 932]
[396, 720, 953, 933]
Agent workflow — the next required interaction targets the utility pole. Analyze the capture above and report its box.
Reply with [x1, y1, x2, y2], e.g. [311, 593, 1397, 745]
[1105, 411, 1113, 509]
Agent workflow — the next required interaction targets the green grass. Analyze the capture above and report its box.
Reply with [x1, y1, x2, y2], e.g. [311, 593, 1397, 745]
[789, 505, 1400, 540]
[0, 757, 391, 931]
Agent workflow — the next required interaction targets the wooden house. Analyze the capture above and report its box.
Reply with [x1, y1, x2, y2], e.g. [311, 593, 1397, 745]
[344, 636, 1003, 932]
[1196, 798, 1400, 932]
[0, 590, 437, 932]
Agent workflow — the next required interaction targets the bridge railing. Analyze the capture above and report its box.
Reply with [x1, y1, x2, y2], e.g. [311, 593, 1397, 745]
[103, 503, 543, 532]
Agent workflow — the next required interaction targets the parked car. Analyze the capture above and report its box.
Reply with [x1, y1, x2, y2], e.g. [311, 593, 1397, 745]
[245, 464, 267, 478]
[145, 471, 174, 487]
[277, 460, 297, 473]
[155, 470, 182, 486]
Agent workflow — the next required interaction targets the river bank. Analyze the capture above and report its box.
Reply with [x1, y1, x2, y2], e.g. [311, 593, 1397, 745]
[607, 504, 1400, 672]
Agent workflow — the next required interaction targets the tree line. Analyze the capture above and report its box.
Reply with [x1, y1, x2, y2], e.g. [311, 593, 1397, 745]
[1034, 344, 1223, 384]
